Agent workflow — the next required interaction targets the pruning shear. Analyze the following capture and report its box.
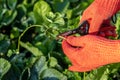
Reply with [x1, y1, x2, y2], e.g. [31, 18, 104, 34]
[57, 20, 89, 39]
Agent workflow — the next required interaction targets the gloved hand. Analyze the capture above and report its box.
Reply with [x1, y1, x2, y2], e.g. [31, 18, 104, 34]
[80, 0, 120, 36]
[62, 35, 120, 72]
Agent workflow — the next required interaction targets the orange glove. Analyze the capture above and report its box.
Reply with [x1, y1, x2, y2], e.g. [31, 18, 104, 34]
[80, 0, 120, 36]
[62, 35, 120, 72]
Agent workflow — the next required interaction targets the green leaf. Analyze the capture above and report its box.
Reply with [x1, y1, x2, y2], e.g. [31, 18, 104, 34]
[1, 62, 21, 80]
[51, 0, 69, 13]
[34, 0, 51, 15]
[23, 0, 36, 7]
[0, 58, 11, 79]
[10, 53, 26, 68]
[7, 0, 17, 10]
[20, 67, 30, 80]
[10, 27, 20, 39]
[0, 9, 7, 22]
[48, 40, 57, 52]
[0, 39, 10, 55]
[35, 42, 48, 55]
[45, 12, 55, 23]
[20, 41, 43, 56]
[1, 10, 17, 27]
[63, 70, 82, 80]
[46, 12, 65, 26]
[66, 9, 73, 19]
[0, 33, 6, 41]
[27, 12, 36, 24]
[108, 63, 120, 73]
[33, 0, 51, 24]
[41, 68, 67, 80]
[85, 66, 109, 80]
[53, 13, 65, 26]
[30, 56, 48, 80]
[49, 57, 58, 67]
[16, 4, 27, 21]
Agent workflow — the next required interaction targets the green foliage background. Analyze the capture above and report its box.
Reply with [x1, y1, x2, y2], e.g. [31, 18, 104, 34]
[0, 0, 120, 80]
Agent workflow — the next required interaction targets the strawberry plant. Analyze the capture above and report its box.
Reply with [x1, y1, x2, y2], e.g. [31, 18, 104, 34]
[0, 0, 120, 80]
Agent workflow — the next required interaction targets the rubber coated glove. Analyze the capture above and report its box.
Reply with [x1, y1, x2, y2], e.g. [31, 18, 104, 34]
[80, 0, 120, 36]
[62, 35, 120, 72]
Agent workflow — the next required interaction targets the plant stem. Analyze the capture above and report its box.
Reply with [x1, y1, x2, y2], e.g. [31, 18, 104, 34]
[83, 72, 86, 80]
[17, 25, 43, 53]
